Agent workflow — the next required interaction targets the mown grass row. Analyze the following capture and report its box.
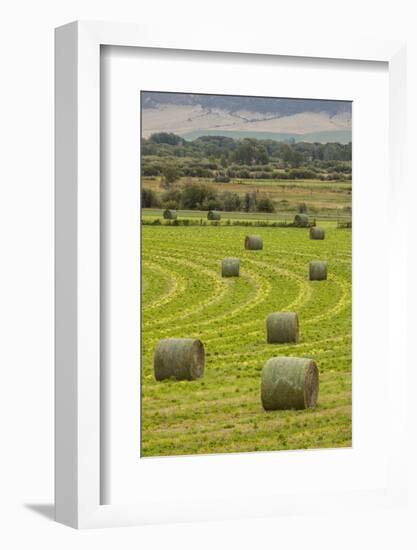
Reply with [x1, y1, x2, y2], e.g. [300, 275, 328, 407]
[141, 224, 351, 456]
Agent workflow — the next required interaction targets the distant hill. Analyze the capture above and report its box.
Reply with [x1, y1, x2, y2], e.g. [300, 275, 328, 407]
[181, 129, 352, 144]
[141, 92, 352, 144]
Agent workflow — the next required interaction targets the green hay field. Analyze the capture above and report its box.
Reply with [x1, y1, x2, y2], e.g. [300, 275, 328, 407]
[141, 223, 352, 457]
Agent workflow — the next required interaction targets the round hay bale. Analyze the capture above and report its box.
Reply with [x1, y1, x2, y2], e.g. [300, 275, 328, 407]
[310, 226, 325, 240]
[309, 260, 328, 281]
[163, 209, 177, 220]
[266, 312, 299, 344]
[222, 258, 240, 277]
[294, 213, 309, 227]
[207, 210, 221, 221]
[154, 338, 205, 381]
[261, 357, 319, 410]
[245, 235, 263, 250]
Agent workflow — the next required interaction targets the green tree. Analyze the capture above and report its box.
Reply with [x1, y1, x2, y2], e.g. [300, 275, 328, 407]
[181, 182, 217, 210]
[161, 163, 181, 189]
[149, 132, 184, 145]
[141, 188, 160, 208]
[256, 197, 275, 213]
[280, 144, 302, 167]
[161, 188, 182, 208]
[233, 138, 269, 165]
[220, 154, 228, 169]
[219, 191, 241, 212]
[243, 191, 257, 212]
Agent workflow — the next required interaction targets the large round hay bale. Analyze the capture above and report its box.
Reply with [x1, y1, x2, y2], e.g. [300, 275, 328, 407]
[309, 260, 328, 281]
[154, 338, 205, 381]
[266, 312, 299, 344]
[310, 226, 325, 240]
[261, 357, 319, 410]
[163, 209, 177, 220]
[245, 235, 263, 250]
[222, 258, 240, 277]
[294, 213, 309, 227]
[207, 210, 221, 221]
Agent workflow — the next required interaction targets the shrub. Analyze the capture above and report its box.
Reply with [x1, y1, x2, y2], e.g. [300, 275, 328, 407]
[218, 191, 241, 212]
[243, 191, 257, 212]
[141, 187, 160, 208]
[162, 200, 178, 210]
[274, 171, 291, 179]
[161, 163, 182, 189]
[227, 168, 251, 179]
[321, 172, 346, 181]
[149, 132, 185, 146]
[161, 188, 182, 208]
[288, 168, 317, 179]
[183, 167, 212, 178]
[213, 173, 230, 183]
[181, 182, 217, 210]
[256, 197, 275, 213]
[142, 164, 162, 176]
[252, 172, 275, 179]
[202, 197, 222, 211]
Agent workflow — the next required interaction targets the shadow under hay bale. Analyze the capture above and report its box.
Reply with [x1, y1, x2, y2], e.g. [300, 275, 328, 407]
[309, 260, 328, 281]
[261, 356, 319, 410]
[207, 210, 221, 221]
[154, 338, 205, 381]
[294, 213, 309, 227]
[266, 312, 299, 344]
[245, 235, 263, 250]
[222, 258, 240, 277]
[163, 209, 177, 220]
[310, 226, 325, 240]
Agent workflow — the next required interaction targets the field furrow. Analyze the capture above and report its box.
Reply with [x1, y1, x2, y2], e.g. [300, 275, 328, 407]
[141, 224, 351, 456]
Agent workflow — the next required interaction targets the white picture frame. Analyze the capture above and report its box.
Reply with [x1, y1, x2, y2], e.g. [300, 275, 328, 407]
[55, 20, 407, 529]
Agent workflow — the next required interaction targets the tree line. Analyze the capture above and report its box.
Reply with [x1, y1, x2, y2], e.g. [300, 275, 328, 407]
[142, 182, 277, 213]
[142, 132, 352, 164]
[142, 133, 352, 183]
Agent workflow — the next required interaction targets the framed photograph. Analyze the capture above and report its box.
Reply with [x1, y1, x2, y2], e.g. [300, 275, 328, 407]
[55, 21, 407, 528]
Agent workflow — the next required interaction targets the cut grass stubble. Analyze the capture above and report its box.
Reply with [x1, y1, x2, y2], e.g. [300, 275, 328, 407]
[141, 224, 352, 457]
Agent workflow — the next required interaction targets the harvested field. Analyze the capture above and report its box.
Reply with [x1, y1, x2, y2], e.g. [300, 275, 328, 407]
[141, 222, 352, 457]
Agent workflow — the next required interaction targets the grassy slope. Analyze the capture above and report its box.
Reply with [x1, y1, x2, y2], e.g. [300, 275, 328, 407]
[181, 129, 352, 144]
[141, 224, 352, 457]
